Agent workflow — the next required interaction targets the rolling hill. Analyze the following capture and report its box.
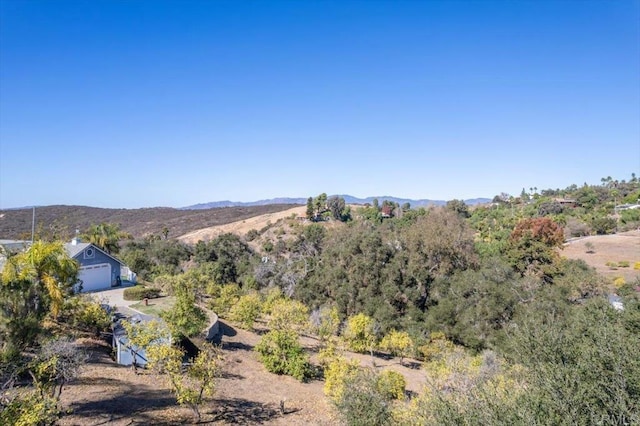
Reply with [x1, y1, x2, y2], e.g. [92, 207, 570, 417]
[0, 204, 300, 241]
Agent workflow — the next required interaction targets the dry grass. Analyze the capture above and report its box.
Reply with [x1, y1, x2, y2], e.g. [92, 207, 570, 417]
[562, 230, 640, 285]
[177, 206, 308, 244]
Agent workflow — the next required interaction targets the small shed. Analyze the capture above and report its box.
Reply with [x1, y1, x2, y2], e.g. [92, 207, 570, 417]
[112, 313, 170, 367]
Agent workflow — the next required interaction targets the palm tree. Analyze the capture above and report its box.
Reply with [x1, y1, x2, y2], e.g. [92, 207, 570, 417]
[83, 222, 132, 254]
[0, 241, 79, 336]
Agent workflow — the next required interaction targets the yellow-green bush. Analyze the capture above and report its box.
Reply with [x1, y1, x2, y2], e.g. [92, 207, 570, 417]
[376, 370, 406, 400]
[380, 330, 414, 363]
[613, 276, 626, 288]
[342, 313, 377, 354]
[633, 261, 640, 270]
[605, 261, 618, 270]
[209, 283, 241, 316]
[228, 292, 262, 330]
[0, 391, 59, 426]
[323, 356, 360, 402]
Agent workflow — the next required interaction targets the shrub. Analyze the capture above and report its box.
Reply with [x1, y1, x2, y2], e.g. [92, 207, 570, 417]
[323, 357, 361, 402]
[335, 369, 393, 426]
[0, 391, 59, 426]
[245, 229, 260, 241]
[376, 370, 406, 400]
[122, 286, 161, 301]
[73, 297, 111, 336]
[342, 313, 377, 355]
[590, 216, 617, 235]
[605, 261, 618, 270]
[565, 217, 591, 238]
[209, 283, 241, 316]
[228, 292, 262, 330]
[634, 262, 640, 270]
[254, 329, 311, 381]
[614, 277, 626, 288]
[618, 261, 630, 268]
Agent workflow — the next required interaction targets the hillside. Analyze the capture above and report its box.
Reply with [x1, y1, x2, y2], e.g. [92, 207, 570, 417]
[178, 206, 308, 244]
[0, 204, 300, 241]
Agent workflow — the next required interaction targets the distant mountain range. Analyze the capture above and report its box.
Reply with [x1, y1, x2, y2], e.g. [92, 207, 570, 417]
[183, 195, 491, 210]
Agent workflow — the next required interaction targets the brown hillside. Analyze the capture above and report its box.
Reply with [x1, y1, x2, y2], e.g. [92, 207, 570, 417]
[178, 206, 308, 244]
[0, 204, 300, 241]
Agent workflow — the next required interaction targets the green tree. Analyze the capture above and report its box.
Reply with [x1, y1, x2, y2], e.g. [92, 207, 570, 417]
[505, 299, 640, 424]
[1, 241, 79, 349]
[506, 217, 564, 281]
[82, 222, 131, 255]
[379, 330, 413, 365]
[254, 329, 311, 381]
[268, 298, 309, 332]
[228, 292, 262, 330]
[343, 313, 378, 357]
[161, 277, 207, 338]
[313, 193, 328, 220]
[445, 199, 470, 218]
[327, 196, 349, 221]
[306, 197, 315, 220]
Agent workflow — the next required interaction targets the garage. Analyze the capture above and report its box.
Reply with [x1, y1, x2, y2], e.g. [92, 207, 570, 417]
[78, 263, 112, 292]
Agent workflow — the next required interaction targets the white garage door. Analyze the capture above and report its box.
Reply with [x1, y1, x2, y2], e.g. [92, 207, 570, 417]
[79, 263, 112, 292]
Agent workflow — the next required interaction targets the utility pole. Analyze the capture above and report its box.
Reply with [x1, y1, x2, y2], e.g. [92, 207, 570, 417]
[31, 206, 35, 243]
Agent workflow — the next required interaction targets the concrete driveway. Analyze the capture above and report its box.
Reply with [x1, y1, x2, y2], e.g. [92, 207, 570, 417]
[88, 284, 140, 310]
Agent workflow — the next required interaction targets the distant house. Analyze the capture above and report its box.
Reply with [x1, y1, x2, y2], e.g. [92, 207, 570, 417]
[381, 205, 394, 218]
[553, 198, 577, 207]
[64, 237, 135, 293]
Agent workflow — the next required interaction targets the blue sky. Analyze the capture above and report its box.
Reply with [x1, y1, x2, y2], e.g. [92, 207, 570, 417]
[1, 0, 638, 209]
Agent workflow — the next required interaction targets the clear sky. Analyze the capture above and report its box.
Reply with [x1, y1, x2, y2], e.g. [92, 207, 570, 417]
[1, 0, 638, 209]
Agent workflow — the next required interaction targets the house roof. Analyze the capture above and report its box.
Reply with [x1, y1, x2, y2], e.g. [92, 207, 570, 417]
[64, 242, 92, 258]
[63, 241, 125, 265]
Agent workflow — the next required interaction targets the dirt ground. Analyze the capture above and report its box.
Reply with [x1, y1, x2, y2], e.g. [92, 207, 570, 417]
[561, 229, 640, 284]
[57, 331, 337, 425]
[57, 320, 427, 426]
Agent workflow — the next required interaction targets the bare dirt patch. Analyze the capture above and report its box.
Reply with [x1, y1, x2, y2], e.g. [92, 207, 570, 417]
[562, 230, 640, 284]
[178, 206, 308, 244]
